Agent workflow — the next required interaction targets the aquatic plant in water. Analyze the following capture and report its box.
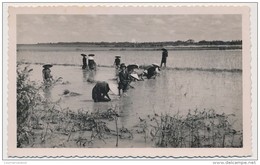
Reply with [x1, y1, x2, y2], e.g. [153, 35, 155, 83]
[136, 109, 242, 148]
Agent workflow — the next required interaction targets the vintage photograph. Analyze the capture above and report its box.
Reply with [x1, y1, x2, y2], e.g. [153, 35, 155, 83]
[5, 4, 253, 158]
[16, 14, 243, 148]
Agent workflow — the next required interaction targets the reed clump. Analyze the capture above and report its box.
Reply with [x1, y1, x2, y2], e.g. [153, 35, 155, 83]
[136, 109, 242, 148]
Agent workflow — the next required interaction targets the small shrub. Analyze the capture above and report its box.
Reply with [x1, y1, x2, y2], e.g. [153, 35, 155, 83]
[17, 65, 43, 147]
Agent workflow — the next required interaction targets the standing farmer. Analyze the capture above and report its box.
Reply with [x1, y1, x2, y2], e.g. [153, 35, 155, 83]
[118, 63, 131, 96]
[160, 48, 168, 68]
[81, 54, 87, 69]
[88, 54, 96, 70]
[42, 64, 53, 83]
[114, 55, 121, 69]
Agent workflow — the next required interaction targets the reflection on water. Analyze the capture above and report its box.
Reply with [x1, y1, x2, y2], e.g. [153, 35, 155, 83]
[82, 69, 97, 83]
[92, 102, 112, 113]
[23, 65, 242, 131]
[118, 95, 133, 127]
[42, 86, 52, 100]
[88, 70, 96, 82]
[82, 69, 88, 82]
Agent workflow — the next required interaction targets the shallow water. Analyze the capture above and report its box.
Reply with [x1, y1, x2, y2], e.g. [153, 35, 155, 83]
[22, 64, 242, 131]
[17, 46, 242, 131]
[17, 46, 242, 70]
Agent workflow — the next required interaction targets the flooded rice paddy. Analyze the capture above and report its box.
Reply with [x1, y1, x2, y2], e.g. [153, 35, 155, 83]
[17, 47, 242, 131]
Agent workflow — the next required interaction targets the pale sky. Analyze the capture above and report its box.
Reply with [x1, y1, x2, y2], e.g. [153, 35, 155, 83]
[17, 14, 242, 44]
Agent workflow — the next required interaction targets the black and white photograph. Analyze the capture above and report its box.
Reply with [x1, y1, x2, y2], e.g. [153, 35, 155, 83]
[16, 13, 244, 148]
[4, 3, 255, 158]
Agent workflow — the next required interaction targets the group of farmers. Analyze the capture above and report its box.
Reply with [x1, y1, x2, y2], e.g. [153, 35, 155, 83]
[42, 48, 168, 102]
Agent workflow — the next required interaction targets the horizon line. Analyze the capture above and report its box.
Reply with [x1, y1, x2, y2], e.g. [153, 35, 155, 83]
[17, 40, 243, 45]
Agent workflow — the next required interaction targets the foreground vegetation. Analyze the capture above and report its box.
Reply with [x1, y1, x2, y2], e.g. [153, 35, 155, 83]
[136, 110, 242, 148]
[17, 65, 242, 148]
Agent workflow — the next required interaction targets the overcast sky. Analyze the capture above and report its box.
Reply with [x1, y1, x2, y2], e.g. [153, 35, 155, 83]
[17, 14, 242, 44]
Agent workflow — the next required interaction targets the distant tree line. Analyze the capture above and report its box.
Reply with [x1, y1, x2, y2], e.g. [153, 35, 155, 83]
[39, 40, 242, 48]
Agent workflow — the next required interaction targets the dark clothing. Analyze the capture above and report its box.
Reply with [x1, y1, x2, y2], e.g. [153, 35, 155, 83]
[114, 58, 120, 68]
[127, 65, 138, 74]
[162, 51, 168, 58]
[42, 68, 52, 82]
[160, 50, 168, 67]
[88, 60, 96, 70]
[118, 70, 130, 92]
[161, 58, 167, 63]
[82, 57, 87, 69]
[92, 81, 111, 102]
[147, 66, 156, 79]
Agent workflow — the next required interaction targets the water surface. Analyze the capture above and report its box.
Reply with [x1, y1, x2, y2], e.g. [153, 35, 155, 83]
[17, 46, 242, 130]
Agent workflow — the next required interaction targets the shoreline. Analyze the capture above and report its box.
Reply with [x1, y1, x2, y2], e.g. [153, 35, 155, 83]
[17, 44, 242, 51]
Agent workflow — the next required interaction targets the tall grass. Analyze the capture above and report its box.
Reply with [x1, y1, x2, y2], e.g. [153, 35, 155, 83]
[136, 109, 242, 148]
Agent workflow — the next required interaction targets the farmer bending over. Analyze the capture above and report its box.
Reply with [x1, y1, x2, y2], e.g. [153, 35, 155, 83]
[92, 81, 111, 102]
[144, 63, 160, 79]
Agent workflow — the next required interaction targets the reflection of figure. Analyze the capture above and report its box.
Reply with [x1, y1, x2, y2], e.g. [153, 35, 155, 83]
[115, 67, 120, 77]
[114, 56, 121, 69]
[82, 69, 88, 82]
[160, 48, 168, 68]
[143, 63, 160, 79]
[42, 64, 53, 83]
[118, 63, 131, 95]
[118, 95, 132, 127]
[92, 81, 111, 102]
[43, 85, 52, 99]
[87, 70, 96, 83]
[81, 54, 87, 69]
